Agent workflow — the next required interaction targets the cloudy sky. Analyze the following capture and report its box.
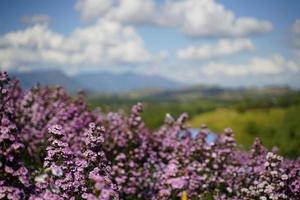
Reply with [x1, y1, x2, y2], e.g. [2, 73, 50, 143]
[0, 0, 300, 87]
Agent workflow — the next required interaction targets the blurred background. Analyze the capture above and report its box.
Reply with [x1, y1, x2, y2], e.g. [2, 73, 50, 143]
[1, 0, 300, 157]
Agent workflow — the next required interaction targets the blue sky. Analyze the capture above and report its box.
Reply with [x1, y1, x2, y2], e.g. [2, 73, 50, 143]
[0, 0, 300, 87]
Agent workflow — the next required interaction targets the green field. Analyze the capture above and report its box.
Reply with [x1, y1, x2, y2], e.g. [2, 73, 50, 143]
[189, 105, 300, 158]
[88, 87, 300, 158]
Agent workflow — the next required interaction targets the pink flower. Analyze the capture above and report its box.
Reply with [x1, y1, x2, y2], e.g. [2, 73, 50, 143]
[167, 177, 187, 189]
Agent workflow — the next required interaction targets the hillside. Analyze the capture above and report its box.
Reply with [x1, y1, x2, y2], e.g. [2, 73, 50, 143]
[189, 106, 300, 157]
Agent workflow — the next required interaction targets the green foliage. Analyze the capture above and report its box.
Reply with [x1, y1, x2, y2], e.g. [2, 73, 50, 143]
[88, 96, 222, 130]
[235, 91, 300, 112]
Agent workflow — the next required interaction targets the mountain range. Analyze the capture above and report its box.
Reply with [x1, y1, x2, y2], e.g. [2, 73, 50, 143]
[10, 70, 185, 93]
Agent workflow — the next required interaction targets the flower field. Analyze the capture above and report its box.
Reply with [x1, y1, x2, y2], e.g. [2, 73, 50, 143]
[1, 71, 300, 200]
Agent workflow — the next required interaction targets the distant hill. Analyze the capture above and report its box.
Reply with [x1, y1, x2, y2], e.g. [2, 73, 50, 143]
[108, 83, 294, 103]
[10, 70, 84, 92]
[9, 70, 185, 93]
[145, 84, 293, 102]
[75, 72, 185, 93]
[10, 70, 293, 97]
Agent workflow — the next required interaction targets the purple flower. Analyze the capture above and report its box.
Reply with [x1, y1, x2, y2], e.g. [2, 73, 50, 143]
[0, 71, 300, 200]
[167, 177, 187, 189]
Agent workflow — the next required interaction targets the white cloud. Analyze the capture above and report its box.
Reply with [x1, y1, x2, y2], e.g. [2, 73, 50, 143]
[76, 0, 157, 24]
[159, 0, 272, 37]
[291, 19, 300, 51]
[75, 0, 113, 22]
[292, 19, 300, 35]
[201, 55, 299, 77]
[21, 15, 51, 25]
[0, 20, 163, 71]
[177, 38, 255, 60]
[138, 55, 300, 87]
[0, 25, 66, 69]
[105, 0, 157, 24]
[75, 0, 272, 37]
[295, 49, 300, 59]
[69, 20, 156, 64]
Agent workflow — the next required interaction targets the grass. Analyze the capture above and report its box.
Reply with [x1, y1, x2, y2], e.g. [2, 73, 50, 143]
[189, 107, 287, 150]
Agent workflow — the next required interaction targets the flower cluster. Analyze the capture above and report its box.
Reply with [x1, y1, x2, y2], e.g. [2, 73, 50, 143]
[0, 71, 300, 200]
[0, 72, 30, 199]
